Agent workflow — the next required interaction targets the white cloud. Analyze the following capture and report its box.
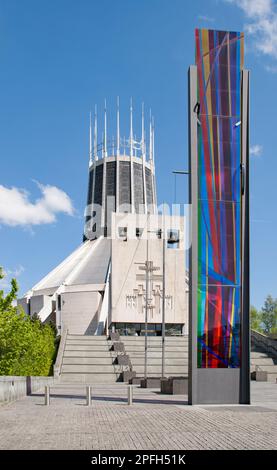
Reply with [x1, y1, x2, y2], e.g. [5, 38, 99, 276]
[225, 0, 277, 61]
[250, 144, 263, 156]
[0, 265, 25, 291]
[0, 182, 74, 227]
[227, 0, 273, 18]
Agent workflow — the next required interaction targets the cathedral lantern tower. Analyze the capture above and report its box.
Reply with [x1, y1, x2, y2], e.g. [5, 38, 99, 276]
[84, 98, 157, 241]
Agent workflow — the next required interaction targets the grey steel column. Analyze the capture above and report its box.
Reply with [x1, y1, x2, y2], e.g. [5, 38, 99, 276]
[188, 65, 198, 405]
[240, 69, 250, 404]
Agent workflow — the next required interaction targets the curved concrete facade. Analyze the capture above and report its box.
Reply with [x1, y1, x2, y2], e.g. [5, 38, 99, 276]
[84, 154, 156, 240]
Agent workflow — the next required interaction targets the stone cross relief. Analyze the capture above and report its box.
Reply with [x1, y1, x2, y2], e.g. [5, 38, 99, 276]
[126, 283, 173, 318]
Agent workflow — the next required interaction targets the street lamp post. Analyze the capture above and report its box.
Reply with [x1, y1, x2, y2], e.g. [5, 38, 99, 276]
[161, 221, 166, 378]
[171, 169, 190, 338]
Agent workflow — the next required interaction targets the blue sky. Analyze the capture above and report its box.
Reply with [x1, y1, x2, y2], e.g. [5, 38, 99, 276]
[0, 0, 276, 309]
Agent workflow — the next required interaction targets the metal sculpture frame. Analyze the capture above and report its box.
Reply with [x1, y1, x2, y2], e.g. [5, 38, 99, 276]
[188, 29, 250, 404]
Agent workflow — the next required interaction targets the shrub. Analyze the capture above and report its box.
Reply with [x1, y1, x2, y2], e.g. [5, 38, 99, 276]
[0, 267, 56, 376]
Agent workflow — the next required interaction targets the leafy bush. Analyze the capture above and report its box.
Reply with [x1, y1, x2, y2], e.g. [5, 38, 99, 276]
[0, 267, 57, 376]
[251, 295, 277, 336]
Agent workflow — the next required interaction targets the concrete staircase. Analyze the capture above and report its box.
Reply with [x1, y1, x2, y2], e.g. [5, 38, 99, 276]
[251, 351, 277, 382]
[122, 335, 277, 382]
[60, 335, 121, 383]
[121, 336, 188, 378]
[251, 331, 277, 382]
[58, 333, 277, 384]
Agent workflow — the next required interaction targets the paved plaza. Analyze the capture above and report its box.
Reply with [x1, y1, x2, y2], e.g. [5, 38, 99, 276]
[0, 382, 276, 450]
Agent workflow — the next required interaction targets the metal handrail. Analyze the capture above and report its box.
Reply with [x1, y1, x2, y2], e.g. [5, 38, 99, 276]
[53, 325, 68, 378]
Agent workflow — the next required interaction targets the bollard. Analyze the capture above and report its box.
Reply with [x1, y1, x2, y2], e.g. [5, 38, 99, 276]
[86, 385, 92, 406]
[128, 385, 133, 406]
[45, 385, 50, 406]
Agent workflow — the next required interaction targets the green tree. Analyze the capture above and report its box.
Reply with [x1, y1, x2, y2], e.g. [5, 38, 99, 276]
[250, 305, 262, 331]
[261, 295, 277, 335]
[0, 267, 56, 376]
[0, 267, 18, 313]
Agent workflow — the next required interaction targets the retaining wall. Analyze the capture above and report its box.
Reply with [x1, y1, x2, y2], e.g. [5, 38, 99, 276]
[0, 376, 55, 404]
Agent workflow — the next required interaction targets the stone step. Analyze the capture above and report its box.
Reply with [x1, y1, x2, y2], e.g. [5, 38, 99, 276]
[258, 365, 277, 372]
[266, 373, 277, 383]
[250, 352, 269, 358]
[124, 344, 188, 349]
[128, 351, 188, 358]
[132, 372, 188, 378]
[66, 336, 110, 343]
[67, 335, 108, 340]
[64, 350, 113, 358]
[65, 345, 110, 351]
[61, 364, 116, 373]
[121, 335, 188, 340]
[121, 339, 188, 344]
[60, 373, 120, 384]
[65, 341, 110, 348]
[131, 358, 188, 365]
[133, 365, 188, 374]
[63, 357, 113, 365]
[125, 346, 187, 352]
[250, 358, 274, 366]
[251, 365, 277, 374]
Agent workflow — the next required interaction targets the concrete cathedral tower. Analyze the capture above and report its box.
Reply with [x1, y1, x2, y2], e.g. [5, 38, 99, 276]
[84, 99, 157, 241]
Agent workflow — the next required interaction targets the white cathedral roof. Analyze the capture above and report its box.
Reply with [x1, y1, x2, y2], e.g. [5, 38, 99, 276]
[29, 237, 111, 294]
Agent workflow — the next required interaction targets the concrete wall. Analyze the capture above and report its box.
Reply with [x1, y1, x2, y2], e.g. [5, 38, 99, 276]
[30, 294, 48, 317]
[111, 213, 187, 328]
[0, 376, 55, 404]
[61, 291, 102, 335]
[17, 297, 29, 315]
[17, 295, 52, 318]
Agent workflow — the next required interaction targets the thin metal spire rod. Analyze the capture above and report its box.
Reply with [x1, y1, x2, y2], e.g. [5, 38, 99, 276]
[149, 109, 152, 161]
[130, 97, 133, 158]
[89, 111, 93, 165]
[104, 99, 107, 157]
[152, 116, 155, 166]
[94, 105, 98, 161]
[112, 135, 115, 155]
[141, 102, 145, 159]
[117, 96, 120, 157]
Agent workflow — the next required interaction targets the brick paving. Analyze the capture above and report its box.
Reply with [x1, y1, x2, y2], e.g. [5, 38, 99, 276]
[0, 382, 276, 450]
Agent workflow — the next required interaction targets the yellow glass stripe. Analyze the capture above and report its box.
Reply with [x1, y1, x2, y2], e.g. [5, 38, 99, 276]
[229, 288, 236, 361]
[202, 30, 212, 116]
